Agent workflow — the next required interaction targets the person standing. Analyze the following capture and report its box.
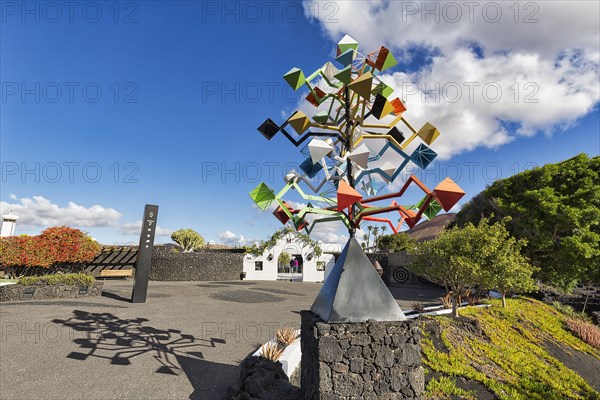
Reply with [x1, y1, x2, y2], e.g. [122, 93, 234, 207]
[294, 258, 299, 274]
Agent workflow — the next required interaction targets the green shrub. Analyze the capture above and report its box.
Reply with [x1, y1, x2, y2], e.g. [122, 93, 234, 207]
[552, 301, 591, 322]
[171, 229, 205, 252]
[244, 227, 322, 257]
[18, 273, 95, 287]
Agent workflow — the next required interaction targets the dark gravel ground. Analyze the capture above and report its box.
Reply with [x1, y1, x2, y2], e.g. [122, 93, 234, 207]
[0, 280, 443, 400]
[544, 340, 600, 392]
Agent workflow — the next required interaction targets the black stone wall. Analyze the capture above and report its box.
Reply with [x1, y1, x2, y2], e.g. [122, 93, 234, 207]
[149, 251, 244, 281]
[369, 252, 430, 285]
[0, 282, 103, 302]
[367, 253, 391, 285]
[388, 252, 414, 268]
[301, 311, 424, 400]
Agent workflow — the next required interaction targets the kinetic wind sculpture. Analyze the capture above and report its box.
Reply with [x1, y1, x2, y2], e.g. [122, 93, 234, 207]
[252, 35, 465, 323]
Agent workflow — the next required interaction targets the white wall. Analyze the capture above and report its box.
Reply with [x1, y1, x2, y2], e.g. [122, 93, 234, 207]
[298, 252, 335, 283]
[242, 236, 337, 282]
[243, 253, 278, 281]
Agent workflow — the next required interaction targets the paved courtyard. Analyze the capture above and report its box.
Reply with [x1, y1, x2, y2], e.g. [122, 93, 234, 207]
[0, 280, 444, 400]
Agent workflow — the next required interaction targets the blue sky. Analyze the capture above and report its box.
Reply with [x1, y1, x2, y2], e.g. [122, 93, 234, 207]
[1, 1, 599, 245]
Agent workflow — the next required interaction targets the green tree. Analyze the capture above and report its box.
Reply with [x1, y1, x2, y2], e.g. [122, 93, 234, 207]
[456, 154, 600, 290]
[380, 226, 387, 241]
[372, 227, 380, 251]
[278, 251, 291, 269]
[409, 223, 486, 317]
[476, 218, 538, 307]
[378, 233, 416, 252]
[409, 218, 535, 315]
[171, 229, 205, 252]
[366, 226, 373, 252]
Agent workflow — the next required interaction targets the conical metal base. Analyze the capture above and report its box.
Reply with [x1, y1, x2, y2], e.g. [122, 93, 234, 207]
[310, 238, 406, 323]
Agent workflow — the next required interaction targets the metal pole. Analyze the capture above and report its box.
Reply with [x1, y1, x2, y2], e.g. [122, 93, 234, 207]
[343, 86, 356, 238]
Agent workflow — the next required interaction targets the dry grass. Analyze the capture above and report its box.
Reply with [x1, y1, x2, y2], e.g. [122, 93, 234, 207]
[565, 318, 600, 348]
[275, 326, 298, 346]
[260, 342, 284, 361]
[464, 288, 480, 306]
[412, 301, 426, 313]
[440, 293, 452, 309]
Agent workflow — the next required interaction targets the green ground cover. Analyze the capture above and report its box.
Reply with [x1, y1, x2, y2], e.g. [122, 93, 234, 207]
[422, 297, 600, 399]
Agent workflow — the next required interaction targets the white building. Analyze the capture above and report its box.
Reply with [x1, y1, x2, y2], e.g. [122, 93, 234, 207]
[243, 233, 342, 282]
[0, 211, 18, 237]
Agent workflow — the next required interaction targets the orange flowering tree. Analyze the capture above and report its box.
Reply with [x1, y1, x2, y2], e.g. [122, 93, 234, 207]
[0, 226, 100, 270]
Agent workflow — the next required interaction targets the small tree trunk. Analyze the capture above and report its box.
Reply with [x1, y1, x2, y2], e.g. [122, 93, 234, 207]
[583, 289, 590, 313]
[501, 294, 507, 308]
[452, 295, 459, 317]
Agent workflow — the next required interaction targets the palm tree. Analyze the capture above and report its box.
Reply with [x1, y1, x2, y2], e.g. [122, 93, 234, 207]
[372, 227, 380, 252]
[366, 226, 373, 252]
[379, 226, 387, 250]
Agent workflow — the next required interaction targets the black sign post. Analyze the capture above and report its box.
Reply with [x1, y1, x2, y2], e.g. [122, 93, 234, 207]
[131, 204, 159, 303]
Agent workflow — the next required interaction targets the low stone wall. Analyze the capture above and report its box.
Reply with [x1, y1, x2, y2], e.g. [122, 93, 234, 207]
[301, 310, 424, 399]
[149, 251, 244, 281]
[0, 282, 103, 302]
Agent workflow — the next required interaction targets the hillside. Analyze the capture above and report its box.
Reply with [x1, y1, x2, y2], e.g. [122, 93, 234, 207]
[421, 298, 600, 399]
[454, 153, 599, 290]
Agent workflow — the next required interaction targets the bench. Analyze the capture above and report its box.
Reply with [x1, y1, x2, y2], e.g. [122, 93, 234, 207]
[99, 269, 133, 278]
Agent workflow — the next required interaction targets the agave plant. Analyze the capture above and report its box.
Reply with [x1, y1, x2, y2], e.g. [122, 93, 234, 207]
[276, 326, 299, 346]
[260, 342, 283, 361]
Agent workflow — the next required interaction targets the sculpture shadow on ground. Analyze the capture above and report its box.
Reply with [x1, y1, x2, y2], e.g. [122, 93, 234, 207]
[53, 310, 238, 400]
[101, 290, 131, 302]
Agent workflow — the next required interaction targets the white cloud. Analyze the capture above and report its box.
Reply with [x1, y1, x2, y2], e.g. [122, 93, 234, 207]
[306, 218, 350, 245]
[0, 196, 172, 239]
[218, 230, 257, 246]
[303, 0, 599, 159]
[1, 196, 122, 228]
[251, 202, 278, 213]
[380, 48, 599, 159]
[8, 193, 17, 200]
[305, 1, 599, 58]
[119, 220, 173, 237]
[307, 219, 388, 247]
[286, 200, 308, 209]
